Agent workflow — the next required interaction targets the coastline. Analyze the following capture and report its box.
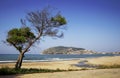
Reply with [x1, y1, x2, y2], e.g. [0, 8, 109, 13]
[0, 54, 119, 64]
[0, 56, 120, 78]
[0, 56, 120, 70]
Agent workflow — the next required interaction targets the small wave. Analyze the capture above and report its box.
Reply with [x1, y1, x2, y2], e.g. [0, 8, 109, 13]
[47, 58, 62, 61]
[0, 60, 16, 63]
[46, 58, 82, 61]
[23, 60, 50, 62]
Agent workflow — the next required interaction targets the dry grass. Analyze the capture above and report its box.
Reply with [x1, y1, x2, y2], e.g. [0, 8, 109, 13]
[1, 68, 120, 78]
[86, 56, 120, 66]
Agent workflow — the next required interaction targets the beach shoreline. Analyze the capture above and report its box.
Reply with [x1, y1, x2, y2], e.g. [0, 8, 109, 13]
[0, 56, 120, 78]
[0, 56, 120, 70]
[0, 59, 82, 70]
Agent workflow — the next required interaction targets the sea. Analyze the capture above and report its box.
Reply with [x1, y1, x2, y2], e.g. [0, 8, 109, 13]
[0, 54, 120, 63]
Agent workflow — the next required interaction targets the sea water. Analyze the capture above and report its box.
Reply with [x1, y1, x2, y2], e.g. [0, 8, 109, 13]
[0, 54, 120, 63]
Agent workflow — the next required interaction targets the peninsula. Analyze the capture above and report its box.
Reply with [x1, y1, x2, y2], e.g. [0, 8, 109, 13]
[42, 46, 96, 54]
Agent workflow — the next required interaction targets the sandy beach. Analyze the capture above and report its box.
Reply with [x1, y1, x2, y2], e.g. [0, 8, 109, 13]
[0, 60, 82, 70]
[0, 56, 120, 78]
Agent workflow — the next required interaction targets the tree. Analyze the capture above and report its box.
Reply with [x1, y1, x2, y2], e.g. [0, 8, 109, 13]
[6, 7, 67, 69]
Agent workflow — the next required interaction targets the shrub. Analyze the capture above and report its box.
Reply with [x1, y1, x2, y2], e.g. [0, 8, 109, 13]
[0, 67, 16, 75]
[97, 64, 120, 69]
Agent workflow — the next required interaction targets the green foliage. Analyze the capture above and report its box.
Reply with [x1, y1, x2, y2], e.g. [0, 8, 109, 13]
[51, 14, 67, 25]
[7, 27, 35, 44]
[6, 27, 35, 52]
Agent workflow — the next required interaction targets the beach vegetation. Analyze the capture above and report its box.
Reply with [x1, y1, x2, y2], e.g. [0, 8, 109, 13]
[0, 67, 87, 75]
[0, 67, 65, 75]
[97, 64, 120, 69]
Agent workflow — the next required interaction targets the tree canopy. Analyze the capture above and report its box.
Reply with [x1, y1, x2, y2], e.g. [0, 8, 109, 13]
[7, 27, 35, 52]
[6, 7, 67, 69]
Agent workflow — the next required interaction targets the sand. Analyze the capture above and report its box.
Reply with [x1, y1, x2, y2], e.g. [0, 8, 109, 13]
[0, 60, 82, 70]
[0, 56, 120, 78]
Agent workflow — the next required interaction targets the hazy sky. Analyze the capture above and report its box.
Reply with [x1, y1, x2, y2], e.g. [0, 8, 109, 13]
[0, 0, 120, 54]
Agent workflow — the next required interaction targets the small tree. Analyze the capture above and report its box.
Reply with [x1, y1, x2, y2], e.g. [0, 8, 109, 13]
[6, 7, 67, 69]
[7, 27, 36, 69]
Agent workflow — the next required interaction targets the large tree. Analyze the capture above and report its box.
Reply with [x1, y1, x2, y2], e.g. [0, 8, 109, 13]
[6, 7, 67, 69]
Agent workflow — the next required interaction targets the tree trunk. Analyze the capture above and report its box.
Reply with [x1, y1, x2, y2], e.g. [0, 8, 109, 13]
[15, 52, 24, 69]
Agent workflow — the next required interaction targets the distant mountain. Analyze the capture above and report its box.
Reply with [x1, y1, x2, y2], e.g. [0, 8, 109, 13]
[42, 46, 96, 54]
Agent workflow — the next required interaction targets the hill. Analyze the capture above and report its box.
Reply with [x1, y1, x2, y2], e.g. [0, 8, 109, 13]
[42, 46, 96, 54]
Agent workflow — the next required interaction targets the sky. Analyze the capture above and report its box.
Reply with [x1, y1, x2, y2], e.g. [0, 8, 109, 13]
[0, 0, 120, 54]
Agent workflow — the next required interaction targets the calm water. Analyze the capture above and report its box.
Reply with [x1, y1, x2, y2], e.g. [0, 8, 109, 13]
[0, 54, 120, 63]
